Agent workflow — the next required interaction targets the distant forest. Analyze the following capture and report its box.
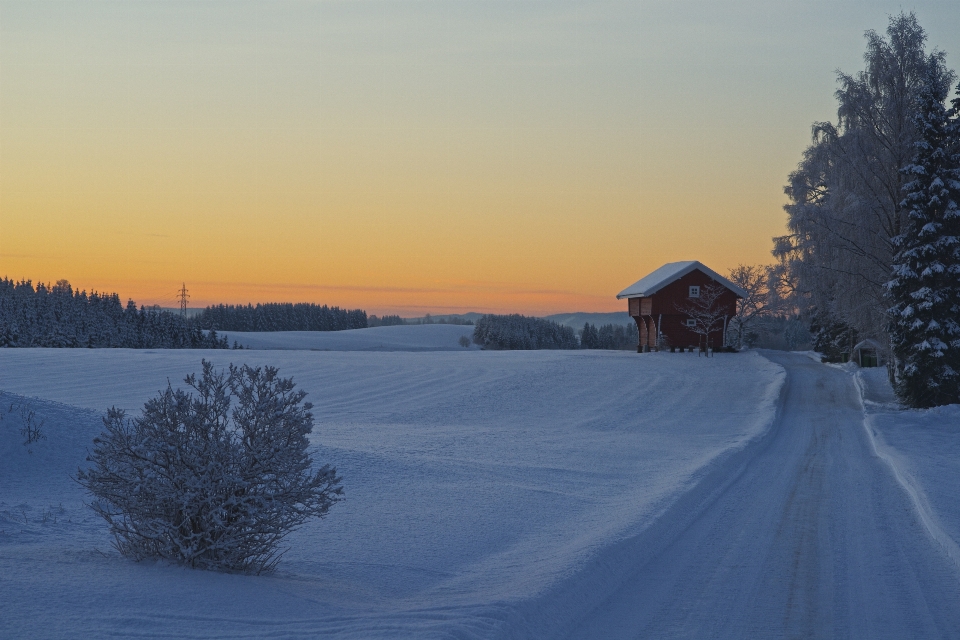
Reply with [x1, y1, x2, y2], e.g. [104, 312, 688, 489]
[472, 314, 637, 350]
[0, 277, 640, 351]
[369, 313, 473, 327]
[194, 303, 367, 332]
[578, 322, 637, 350]
[0, 279, 229, 349]
[473, 314, 579, 350]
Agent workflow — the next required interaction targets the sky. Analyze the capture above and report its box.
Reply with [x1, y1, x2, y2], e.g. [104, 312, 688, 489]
[2, 1, 959, 315]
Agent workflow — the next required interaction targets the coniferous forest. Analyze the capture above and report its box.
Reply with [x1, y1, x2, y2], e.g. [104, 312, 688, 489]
[472, 314, 579, 350]
[578, 322, 638, 350]
[194, 303, 367, 332]
[0, 279, 228, 349]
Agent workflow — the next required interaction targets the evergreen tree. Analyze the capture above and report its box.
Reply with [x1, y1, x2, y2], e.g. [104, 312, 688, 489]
[0, 278, 229, 350]
[580, 323, 599, 349]
[888, 63, 960, 407]
[809, 308, 858, 362]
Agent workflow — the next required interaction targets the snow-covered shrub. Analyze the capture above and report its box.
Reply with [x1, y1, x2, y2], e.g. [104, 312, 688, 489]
[77, 360, 343, 573]
[17, 403, 46, 445]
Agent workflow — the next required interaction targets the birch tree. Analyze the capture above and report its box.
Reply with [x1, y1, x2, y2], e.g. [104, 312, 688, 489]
[775, 13, 955, 350]
[727, 265, 772, 349]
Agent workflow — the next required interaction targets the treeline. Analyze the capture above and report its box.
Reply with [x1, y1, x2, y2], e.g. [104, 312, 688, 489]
[0, 279, 229, 349]
[472, 315, 638, 350]
[408, 313, 474, 326]
[368, 313, 474, 327]
[774, 13, 960, 407]
[579, 322, 637, 350]
[473, 314, 578, 350]
[194, 303, 367, 332]
[467, 315, 557, 349]
[368, 314, 405, 327]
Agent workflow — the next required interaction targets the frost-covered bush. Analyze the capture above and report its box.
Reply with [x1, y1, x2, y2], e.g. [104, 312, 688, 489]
[77, 360, 342, 574]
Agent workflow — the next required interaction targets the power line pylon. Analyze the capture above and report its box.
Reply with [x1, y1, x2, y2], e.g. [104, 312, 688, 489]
[178, 283, 190, 318]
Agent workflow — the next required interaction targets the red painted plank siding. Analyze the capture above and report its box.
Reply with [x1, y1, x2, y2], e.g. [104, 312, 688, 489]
[626, 269, 739, 349]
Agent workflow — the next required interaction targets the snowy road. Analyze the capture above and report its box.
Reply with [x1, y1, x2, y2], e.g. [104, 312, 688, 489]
[508, 352, 960, 639]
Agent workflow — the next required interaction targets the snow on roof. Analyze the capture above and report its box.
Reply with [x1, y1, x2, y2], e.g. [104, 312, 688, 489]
[616, 261, 749, 299]
[853, 339, 884, 352]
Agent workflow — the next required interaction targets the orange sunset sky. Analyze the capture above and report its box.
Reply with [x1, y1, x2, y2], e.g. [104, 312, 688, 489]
[2, 1, 959, 316]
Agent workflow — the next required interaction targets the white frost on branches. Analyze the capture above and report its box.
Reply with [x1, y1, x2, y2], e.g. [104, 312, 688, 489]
[77, 360, 343, 574]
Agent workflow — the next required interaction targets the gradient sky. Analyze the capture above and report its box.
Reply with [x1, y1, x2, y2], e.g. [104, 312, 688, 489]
[2, 1, 959, 315]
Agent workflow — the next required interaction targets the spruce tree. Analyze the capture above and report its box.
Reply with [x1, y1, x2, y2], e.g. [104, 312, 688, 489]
[888, 64, 960, 408]
[580, 323, 599, 349]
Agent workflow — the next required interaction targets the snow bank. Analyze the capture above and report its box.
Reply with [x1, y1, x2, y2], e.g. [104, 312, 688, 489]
[223, 324, 478, 351]
[856, 368, 960, 568]
[0, 345, 783, 638]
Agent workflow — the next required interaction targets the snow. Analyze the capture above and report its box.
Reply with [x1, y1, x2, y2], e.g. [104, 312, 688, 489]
[223, 323, 478, 351]
[856, 367, 960, 569]
[615, 260, 749, 299]
[7, 339, 960, 637]
[529, 351, 960, 637]
[0, 340, 783, 638]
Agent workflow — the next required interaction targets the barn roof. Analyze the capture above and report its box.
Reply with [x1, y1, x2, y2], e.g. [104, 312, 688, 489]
[616, 261, 748, 299]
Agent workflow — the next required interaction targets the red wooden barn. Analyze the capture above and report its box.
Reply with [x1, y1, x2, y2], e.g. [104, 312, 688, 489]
[617, 261, 746, 352]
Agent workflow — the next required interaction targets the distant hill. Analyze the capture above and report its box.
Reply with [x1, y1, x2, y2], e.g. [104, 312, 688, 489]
[544, 312, 632, 329]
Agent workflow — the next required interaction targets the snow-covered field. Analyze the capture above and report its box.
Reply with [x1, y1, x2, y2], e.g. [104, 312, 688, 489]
[223, 324, 478, 351]
[0, 328, 784, 638]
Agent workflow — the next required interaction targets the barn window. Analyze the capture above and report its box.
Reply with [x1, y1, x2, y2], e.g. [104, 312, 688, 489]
[686, 319, 696, 327]
[688, 285, 700, 298]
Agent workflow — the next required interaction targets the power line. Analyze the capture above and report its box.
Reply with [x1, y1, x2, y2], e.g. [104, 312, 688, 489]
[177, 283, 190, 318]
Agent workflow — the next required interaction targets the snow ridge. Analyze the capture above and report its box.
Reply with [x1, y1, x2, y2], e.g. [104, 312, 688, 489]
[492, 353, 786, 637]
[853, 371, 960, 571]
